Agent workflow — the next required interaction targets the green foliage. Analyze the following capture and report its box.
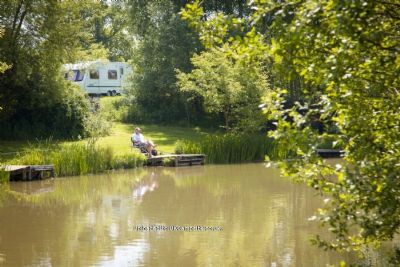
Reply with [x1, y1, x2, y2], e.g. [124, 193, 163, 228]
[83, 111, 112, 138]
[124, 0, 251, 126]
[0, 0, 101, 139]
[125, 0, 204, 124]
[182, 0, 400, 263]
[0, 83, 91, 139]
[0, 166, 9, 184]
[175, 134, 278, 164]
[98, 96, 130, 122]
[77, 1, 134, 61]
[161, 157, 175, 167]
[317, 134, 344, 150]
[111, 153, 146, 169]
[9, 140, 145, 177]
[261, 1, 400, 258]
[0, 28, 10, 75]
[177, 48, 269, 131]
[175, 140, 202, 155]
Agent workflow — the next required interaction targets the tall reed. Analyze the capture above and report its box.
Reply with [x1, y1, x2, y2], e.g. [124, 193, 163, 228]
[10, 141, 146, 177]
[175, 134, 284, 164]
[0, 166, 9, 183]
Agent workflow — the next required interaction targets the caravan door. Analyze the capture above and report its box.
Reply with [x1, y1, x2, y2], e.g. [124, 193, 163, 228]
[100, 63, 121, 96]
[85, 67, 100, 95]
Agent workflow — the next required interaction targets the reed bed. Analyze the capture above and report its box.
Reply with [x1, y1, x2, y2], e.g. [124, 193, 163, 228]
[0, 167, 9, 183]
[9, 141, 146, 177]
[175, 134, 285, 164]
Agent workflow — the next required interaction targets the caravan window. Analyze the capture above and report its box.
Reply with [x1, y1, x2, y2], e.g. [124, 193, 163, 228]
[90, 70, 99, 79]
[120, 67, 124, 75]
[65, 70, 83, 81]
[75, 70, 84, 81]
[108, 70, 117, 80]
[64, 71, 73, 80]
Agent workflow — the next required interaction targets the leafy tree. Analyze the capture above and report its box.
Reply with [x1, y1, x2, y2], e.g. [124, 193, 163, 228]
[0, 29, 10, 75]
[125, 0, 249, 125]
[177, 47, 268, 131]
[78, 1, 134, 61]
[0, 0, 95, 139]
[182, 0, 400, 263]
[125, 0, 204, 124]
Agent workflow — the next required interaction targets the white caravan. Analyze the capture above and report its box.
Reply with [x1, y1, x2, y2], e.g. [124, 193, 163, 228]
[63, 61, 133, 96]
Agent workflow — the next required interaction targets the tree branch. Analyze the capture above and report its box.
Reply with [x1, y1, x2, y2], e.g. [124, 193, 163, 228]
[10, 0, 24, 38]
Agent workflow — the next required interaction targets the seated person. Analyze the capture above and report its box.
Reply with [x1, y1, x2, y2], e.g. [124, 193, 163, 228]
[131, 127, 156, 157]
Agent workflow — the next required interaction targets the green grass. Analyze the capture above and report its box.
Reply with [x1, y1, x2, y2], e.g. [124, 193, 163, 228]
[7, 141, 146, 177]
[0, 168, 9, 184]
[90, 122, 211, 155]
[0, 122, 212, 161]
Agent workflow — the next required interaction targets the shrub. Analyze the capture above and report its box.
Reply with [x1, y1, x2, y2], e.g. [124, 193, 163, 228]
[83, 111, 112, 138]
[98, 96, 131, 122]
[0, 84, 91, 140]
[111, 153, 146, 169]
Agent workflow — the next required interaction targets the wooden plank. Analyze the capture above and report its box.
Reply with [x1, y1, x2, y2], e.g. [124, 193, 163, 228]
[4, 165, 55, 181]
[4, 165, 29, 172]
[316, 149, 344, 158]
[145, 154, 206, 167]
[31, 165, 55, 171]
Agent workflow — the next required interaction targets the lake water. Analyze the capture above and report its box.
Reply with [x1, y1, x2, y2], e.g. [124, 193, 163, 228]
[0, 163, 353, 266]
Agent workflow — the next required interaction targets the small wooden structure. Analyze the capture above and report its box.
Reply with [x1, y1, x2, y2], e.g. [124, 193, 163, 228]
[4, 165, 55, 181]
[147, 154, 206, 167]
[316, 149, 344, 158]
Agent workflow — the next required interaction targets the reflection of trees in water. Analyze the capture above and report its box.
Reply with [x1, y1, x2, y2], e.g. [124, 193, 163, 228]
[135, 164, 354, 266]
[0, 169, 151, 266]
[0, 165, 355, 266]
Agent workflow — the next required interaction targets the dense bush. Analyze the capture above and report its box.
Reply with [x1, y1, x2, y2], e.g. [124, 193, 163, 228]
[0, 1, 100, 140]
[98, 96, 129, 122]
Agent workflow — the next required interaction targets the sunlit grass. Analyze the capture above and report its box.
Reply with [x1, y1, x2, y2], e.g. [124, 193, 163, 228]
[90, 122, 211, 155]
[0, 122, 212, 161]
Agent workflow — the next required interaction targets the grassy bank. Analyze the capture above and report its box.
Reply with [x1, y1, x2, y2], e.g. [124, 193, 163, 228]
[94, 122, 211, 155]
[0, 122, 211, 159]
[6, 141, 146, 177]
[0, 122, 213, 180]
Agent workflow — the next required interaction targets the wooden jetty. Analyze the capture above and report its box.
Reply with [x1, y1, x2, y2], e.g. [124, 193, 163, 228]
[4, 165, 55, 181]
[147, 154, 206, 167]
[316, 149, 344, 158]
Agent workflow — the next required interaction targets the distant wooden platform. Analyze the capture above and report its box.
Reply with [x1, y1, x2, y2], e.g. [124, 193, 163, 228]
[4, 165, 55, 181]
[147, 154, 206, 167]
[316, 149, 344, 158]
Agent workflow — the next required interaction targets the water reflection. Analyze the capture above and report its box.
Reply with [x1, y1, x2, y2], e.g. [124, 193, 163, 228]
[0, 164, 354, 266]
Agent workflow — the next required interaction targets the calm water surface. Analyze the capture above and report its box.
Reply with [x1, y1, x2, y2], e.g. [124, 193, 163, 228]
[0, 164, 353, 266]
